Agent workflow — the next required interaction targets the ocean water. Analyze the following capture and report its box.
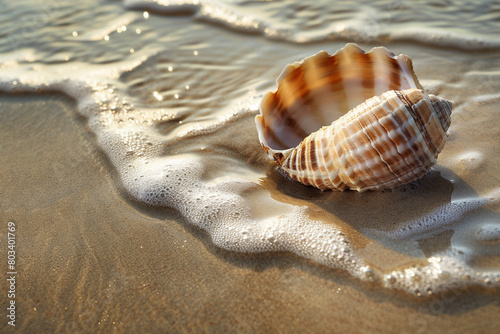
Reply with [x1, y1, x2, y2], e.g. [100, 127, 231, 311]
[2, 0, 500, 297]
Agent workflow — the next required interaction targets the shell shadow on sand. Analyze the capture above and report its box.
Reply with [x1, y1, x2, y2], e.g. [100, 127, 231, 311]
[265, 163, 499, 259]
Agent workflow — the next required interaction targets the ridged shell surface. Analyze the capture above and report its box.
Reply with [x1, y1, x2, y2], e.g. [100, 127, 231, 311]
[256, 44, 453, 191]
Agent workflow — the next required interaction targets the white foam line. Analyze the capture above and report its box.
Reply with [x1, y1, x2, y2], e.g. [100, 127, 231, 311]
[123, 0, 500, 50]
[365, 191, 499, 240]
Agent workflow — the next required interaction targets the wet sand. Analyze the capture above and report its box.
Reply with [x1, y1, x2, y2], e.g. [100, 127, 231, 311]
[1, 94, 499, 333]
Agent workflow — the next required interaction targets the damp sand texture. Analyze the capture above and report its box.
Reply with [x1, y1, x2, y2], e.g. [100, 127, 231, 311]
[1, 0, 500, 333]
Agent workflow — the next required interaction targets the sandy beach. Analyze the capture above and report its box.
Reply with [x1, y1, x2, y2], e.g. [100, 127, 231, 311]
[1, 0, 500, 332]
[1, 91, 499, 333]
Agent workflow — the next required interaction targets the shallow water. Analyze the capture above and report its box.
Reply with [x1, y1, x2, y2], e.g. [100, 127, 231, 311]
[1, 0, 500, 327]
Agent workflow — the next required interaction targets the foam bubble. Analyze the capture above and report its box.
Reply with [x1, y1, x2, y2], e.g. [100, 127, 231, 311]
[476, 225, 500, 243]
[365, 194, 496, 240]
[453, 151, 484, 173]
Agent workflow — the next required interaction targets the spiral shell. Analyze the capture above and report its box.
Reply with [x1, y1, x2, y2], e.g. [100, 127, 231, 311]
[256, 44, 452, 192]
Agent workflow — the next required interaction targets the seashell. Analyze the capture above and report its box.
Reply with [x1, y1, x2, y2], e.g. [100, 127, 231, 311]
[255, 43, 452, 192]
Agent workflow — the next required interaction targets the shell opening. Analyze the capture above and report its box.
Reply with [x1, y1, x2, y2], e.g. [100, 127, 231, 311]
[258, 44, 423, 152]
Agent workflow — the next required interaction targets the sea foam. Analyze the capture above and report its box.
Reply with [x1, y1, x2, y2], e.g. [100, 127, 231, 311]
[123, 0, 500, 50]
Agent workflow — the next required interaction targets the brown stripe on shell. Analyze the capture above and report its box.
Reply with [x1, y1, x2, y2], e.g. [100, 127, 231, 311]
[324, 54, 351, 120]
[357, 51, 376, 99]
[355, 93, 426, 187]
[383, 101, 431, 173]
[262, 121, 288, 150]
[302, 135, 319, 188]
[430, 95, 452, 131]
[353, 101, 401, 184]
[283, 64, 319, 127]
[277, 106, 310, 141]
[395, 90, 438, 155]
[314, 178, 325, 190]
[290, 149, 298, 172]
[309, 138, 318, 171]
[276, 64, 308, 109]
[266, 65, 312, 148]
[377, 104, 425, 179]
[316, 130, 335, 190]
[333, 119, 359, 188]
[387, 57, 402, 91]
[273, 152, 285, 164]
[367, 95, 413, 175]
[424, 115, 446, 153]
[300, 143, 307, 171]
